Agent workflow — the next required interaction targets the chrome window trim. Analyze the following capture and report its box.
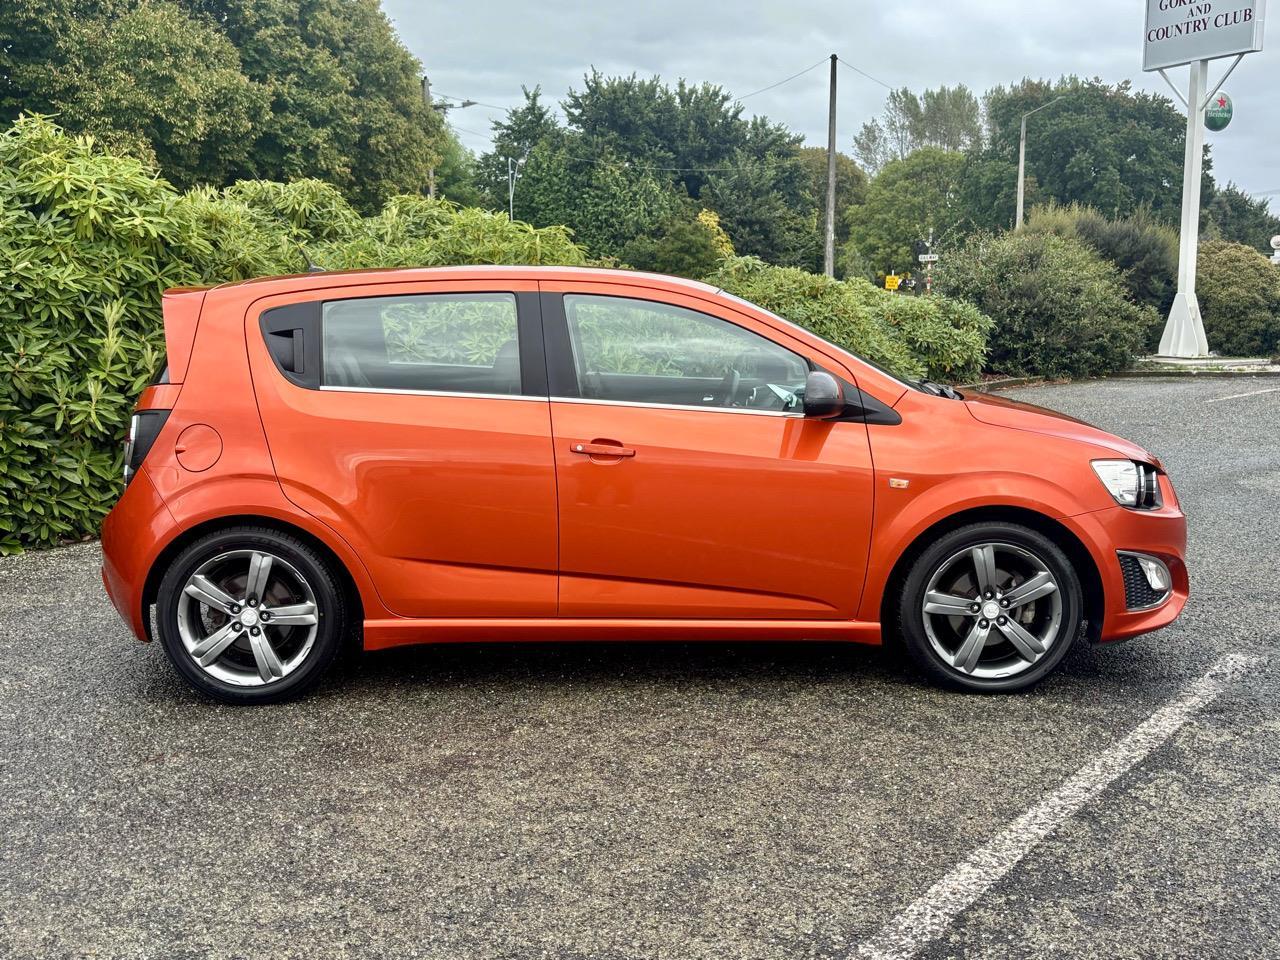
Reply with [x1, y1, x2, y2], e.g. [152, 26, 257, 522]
[318, 385, 546, 402]
[549, 396, 804, 418]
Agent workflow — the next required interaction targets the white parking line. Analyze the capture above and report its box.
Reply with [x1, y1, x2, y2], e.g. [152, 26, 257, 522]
[1205, 387, 1280, 403]
[855, 653, 1259, 960]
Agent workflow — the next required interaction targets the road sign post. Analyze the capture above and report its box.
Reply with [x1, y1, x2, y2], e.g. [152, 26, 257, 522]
[1144, 0, 1267, 358]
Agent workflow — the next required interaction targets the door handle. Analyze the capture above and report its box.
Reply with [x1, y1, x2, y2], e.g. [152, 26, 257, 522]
[570, 441, 636, 458]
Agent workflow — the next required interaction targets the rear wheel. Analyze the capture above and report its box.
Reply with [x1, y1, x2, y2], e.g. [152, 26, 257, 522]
[156, 527, 348, 704]
[898, 522, 1082, 692]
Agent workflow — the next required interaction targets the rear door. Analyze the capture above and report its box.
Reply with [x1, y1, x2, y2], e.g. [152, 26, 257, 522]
[246, 280, 557, 618]
[541, 282, 876, 620]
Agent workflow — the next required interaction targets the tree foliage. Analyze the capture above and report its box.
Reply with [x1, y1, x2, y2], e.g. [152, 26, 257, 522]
[844, 147, 968, 276]
[1203, 183, 1280, 249]
[853, 85, 982, 175]
[0, 0, 444, 208]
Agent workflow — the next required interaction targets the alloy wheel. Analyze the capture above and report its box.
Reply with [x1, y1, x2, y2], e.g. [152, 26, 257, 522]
[176, 549, 320, 687]
[921, 541, 1063, 680]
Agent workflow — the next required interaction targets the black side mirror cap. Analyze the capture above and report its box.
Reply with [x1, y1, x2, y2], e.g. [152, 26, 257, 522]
[803, 370, 846, 419]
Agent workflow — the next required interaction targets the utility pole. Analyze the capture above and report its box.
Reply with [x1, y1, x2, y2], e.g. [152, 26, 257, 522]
[1014, 96, 1063, 230]
[823, 53, 838, 277]
[422, 75, 436, 198]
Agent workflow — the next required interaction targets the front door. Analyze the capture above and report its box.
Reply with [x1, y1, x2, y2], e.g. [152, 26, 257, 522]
[247, 281, 557, 618]
[542, 286, 876, 620]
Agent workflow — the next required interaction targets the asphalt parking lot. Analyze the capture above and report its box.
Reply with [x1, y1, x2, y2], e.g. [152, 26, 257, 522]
[1, 376, 1278, 960]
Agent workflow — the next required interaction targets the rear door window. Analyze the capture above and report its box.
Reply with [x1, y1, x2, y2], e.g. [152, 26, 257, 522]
[322, 293, 523, 396]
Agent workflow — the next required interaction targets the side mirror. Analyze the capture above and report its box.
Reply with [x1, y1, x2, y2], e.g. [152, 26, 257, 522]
[802, 370, 846, 419]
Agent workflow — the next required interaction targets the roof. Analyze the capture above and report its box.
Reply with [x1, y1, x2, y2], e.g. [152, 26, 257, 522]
[200, 264, 722, 297]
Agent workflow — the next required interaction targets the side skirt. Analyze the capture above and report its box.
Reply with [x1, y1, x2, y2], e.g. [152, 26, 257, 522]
[363, 618, 882, 651]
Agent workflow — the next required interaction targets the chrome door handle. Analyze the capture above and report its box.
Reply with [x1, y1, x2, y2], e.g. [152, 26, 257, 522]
[570, 442, 636, 458]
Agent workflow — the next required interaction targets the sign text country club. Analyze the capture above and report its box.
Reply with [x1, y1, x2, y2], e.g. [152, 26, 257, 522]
[1144, 0, 1266, 71]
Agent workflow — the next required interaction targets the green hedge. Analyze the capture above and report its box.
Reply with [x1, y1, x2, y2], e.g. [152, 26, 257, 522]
[705, 257, 991, 382]
[0, 116, 586, 553]
[937, 230, 1158, 378]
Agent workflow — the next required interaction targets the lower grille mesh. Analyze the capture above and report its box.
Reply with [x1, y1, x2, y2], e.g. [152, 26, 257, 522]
[1119, 554, 1167, 609]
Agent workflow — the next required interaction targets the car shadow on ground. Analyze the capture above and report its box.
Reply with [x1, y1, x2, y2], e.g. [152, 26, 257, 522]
[309, 633, 1157, 702]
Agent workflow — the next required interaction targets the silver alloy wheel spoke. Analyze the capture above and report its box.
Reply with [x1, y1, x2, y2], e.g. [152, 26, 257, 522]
[996, 616, 1047, 660]
[245, 552, 274, 603]
[249, 630, 285, 682]
[954, 620, 990, 674]
[1003, 571, 1058, 608]
[922, 540, 1064, 680]
[176, 548, 320, 688]
[924, 591, 977, 617]
[191, 623, 238, 666]
[184, 575, 236, 614]
[971, 545, 998, 593]
[262, 602, 318, 626]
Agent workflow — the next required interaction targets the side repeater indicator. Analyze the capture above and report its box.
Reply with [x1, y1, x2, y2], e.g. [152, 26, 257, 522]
[888, 478, 910, 489]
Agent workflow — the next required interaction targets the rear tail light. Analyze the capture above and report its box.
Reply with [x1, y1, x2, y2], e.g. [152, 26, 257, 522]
[123, 410, 170, 486]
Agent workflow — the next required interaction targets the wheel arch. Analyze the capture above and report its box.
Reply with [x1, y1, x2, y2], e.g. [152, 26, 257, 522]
[877, 505, 1104, 647]
[141, 514, 365, 643]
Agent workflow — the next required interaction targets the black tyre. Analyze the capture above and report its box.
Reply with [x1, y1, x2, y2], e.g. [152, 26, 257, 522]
[155, 526, 349, 704]
[897, 522, 1082, 692]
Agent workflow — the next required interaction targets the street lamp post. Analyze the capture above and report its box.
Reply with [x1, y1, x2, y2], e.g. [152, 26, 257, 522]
[1015, 95, 1065, 230]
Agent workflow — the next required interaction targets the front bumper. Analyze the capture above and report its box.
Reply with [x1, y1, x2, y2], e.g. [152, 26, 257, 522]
[1063, 475, 1188, 643]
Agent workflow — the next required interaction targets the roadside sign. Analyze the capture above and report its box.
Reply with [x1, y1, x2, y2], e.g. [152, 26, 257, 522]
[1205, 92, 1233, 129]
[884, 274, 901, 291]
[918, 253, 940, 263]
[1143, 0, 1265, 72]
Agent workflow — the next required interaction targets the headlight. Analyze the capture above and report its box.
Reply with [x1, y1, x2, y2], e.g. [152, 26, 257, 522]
[1092, 460, 1162, 509]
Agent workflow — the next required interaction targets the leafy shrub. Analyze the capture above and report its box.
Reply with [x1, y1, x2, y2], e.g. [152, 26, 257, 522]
[1197, 240, 1280, 357]
[0, 116, 587, 552]
[1025, 202, 1178, 319]
[620, 209, 729, 280]
[705, 257, 991, 382]
[937, 231, 1158, 378]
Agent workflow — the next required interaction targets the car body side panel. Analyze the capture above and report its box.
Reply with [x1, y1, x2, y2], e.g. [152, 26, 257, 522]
[243, 281, 559, 618]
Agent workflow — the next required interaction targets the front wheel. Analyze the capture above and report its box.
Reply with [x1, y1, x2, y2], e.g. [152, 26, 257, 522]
[897, 522, 1083, 692]
[155, 527, 349, 704]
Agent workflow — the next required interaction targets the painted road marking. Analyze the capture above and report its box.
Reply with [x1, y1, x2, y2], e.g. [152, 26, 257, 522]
[1205, 387, 1280, 403]
[855, 653, 1259, 960]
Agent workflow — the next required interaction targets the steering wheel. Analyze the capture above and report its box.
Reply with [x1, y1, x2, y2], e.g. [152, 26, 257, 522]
[714, 367, 741, 407]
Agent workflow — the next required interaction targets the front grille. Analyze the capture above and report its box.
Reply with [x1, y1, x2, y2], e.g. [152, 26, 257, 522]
[1119, 553, 1167, 609]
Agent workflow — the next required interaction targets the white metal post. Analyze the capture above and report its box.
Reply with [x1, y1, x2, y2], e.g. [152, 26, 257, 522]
[1159, 59, 1211, 357]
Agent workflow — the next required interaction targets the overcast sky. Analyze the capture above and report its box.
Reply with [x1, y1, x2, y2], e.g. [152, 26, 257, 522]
[386, 0, 1277, 202]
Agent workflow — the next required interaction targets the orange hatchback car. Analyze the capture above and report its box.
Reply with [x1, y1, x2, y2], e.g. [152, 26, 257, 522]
[101, 266, 1187, 703]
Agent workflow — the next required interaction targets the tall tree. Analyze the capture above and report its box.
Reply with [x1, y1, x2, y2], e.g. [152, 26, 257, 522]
[981, 77, 1188, 222]
[844, 147, 968, 275]
[854, 85, 981, 174]
[1, 0, 444, 207]
[1, 0, 263, 188]
[1202, 183, 1280, 249]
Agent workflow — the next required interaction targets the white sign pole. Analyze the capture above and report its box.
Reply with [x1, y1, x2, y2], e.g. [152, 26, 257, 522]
[1159, 59, 1211, 357]
[1144, 0, 1266, 358]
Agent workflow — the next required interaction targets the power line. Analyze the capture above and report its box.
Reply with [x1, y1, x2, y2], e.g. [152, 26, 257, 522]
[433, 93, 509, 111]
[836, 57, 894, 91]
[736, 57, 829, 100]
